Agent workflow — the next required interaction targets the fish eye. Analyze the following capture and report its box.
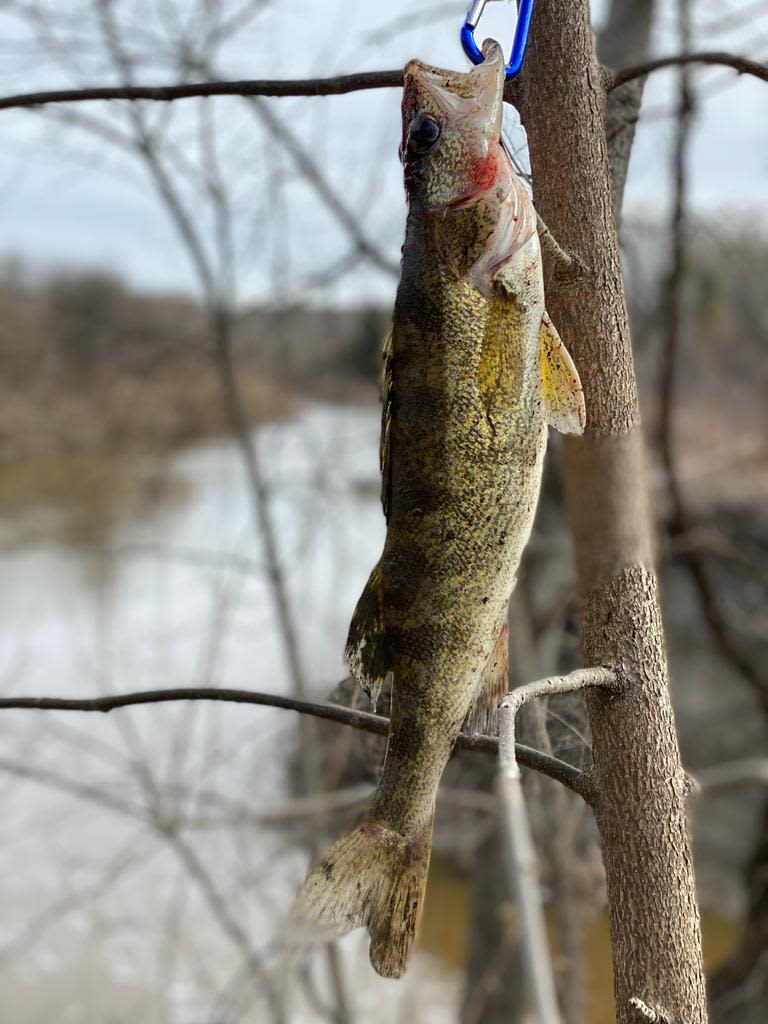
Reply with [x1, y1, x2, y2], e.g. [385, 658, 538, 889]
[408, 114, 441, 156]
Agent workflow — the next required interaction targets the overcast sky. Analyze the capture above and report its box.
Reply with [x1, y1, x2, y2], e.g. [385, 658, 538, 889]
[0, 0, 766, 307]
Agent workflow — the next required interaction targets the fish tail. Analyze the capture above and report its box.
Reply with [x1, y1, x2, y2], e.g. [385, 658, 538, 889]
[294, 815, 433, 978]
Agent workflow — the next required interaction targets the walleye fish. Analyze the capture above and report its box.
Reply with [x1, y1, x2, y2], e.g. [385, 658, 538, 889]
[295, 44, 585, 979]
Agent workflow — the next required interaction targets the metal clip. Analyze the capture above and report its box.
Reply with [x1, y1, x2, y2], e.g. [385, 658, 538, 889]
[461, 0, 536, 81]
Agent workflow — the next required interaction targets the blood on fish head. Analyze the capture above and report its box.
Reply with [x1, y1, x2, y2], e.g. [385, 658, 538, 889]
[401, 42, 507, 213]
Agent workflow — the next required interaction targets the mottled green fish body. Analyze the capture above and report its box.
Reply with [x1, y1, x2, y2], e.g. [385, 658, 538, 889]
[294, 44, 585, 979]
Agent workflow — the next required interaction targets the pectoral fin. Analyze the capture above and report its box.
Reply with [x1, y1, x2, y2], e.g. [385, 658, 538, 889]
[539, 312, 586, 435]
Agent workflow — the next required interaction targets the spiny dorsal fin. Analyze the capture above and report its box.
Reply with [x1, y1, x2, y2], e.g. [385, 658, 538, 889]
[539, 312, 586, 435]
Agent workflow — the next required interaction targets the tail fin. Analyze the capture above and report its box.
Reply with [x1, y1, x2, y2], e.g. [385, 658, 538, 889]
[293, 818, 433, 979]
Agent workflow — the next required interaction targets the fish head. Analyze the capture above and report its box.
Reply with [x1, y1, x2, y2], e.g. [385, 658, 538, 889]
[401, 43, 506, 213]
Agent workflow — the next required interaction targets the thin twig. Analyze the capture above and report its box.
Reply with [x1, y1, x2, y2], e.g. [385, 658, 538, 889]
[611, 51, 768, 90]
[0, 684, 591, 800]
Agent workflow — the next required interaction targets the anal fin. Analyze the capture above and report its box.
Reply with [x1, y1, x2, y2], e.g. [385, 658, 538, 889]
[344, 563, 391, 711]
[464, 620, 509, 736]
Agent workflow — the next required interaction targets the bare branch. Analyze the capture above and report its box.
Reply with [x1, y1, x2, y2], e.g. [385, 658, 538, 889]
[0, 50, 763, 117]
[179, 46, 399, 278]
[610, 51, 768, 90]
[0, 684, 592, 799]
[361, 3, 463, 46]
[0, 50, 763, 116]
[0, 70, 404, 113]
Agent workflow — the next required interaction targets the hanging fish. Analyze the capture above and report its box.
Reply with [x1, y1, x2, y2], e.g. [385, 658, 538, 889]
[294, 43, 584, 979]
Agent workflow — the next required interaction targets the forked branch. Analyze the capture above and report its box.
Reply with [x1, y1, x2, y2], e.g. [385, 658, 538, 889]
[498, 667, 619, 781]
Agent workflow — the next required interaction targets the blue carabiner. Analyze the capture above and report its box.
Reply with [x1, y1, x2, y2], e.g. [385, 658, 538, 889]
[461, 0, 536, 81]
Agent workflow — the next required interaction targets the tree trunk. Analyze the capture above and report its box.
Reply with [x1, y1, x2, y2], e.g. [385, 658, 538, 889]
[513, 2, 708, 1020]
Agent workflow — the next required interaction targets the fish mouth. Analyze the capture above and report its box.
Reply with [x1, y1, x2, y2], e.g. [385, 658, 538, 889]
[402, 60, 478, 124]
[402, 48, 506, 157]
[404, 42, 505, 99]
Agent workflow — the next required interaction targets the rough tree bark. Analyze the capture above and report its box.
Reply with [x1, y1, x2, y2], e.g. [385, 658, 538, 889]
[512, 1, 709, 1021]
